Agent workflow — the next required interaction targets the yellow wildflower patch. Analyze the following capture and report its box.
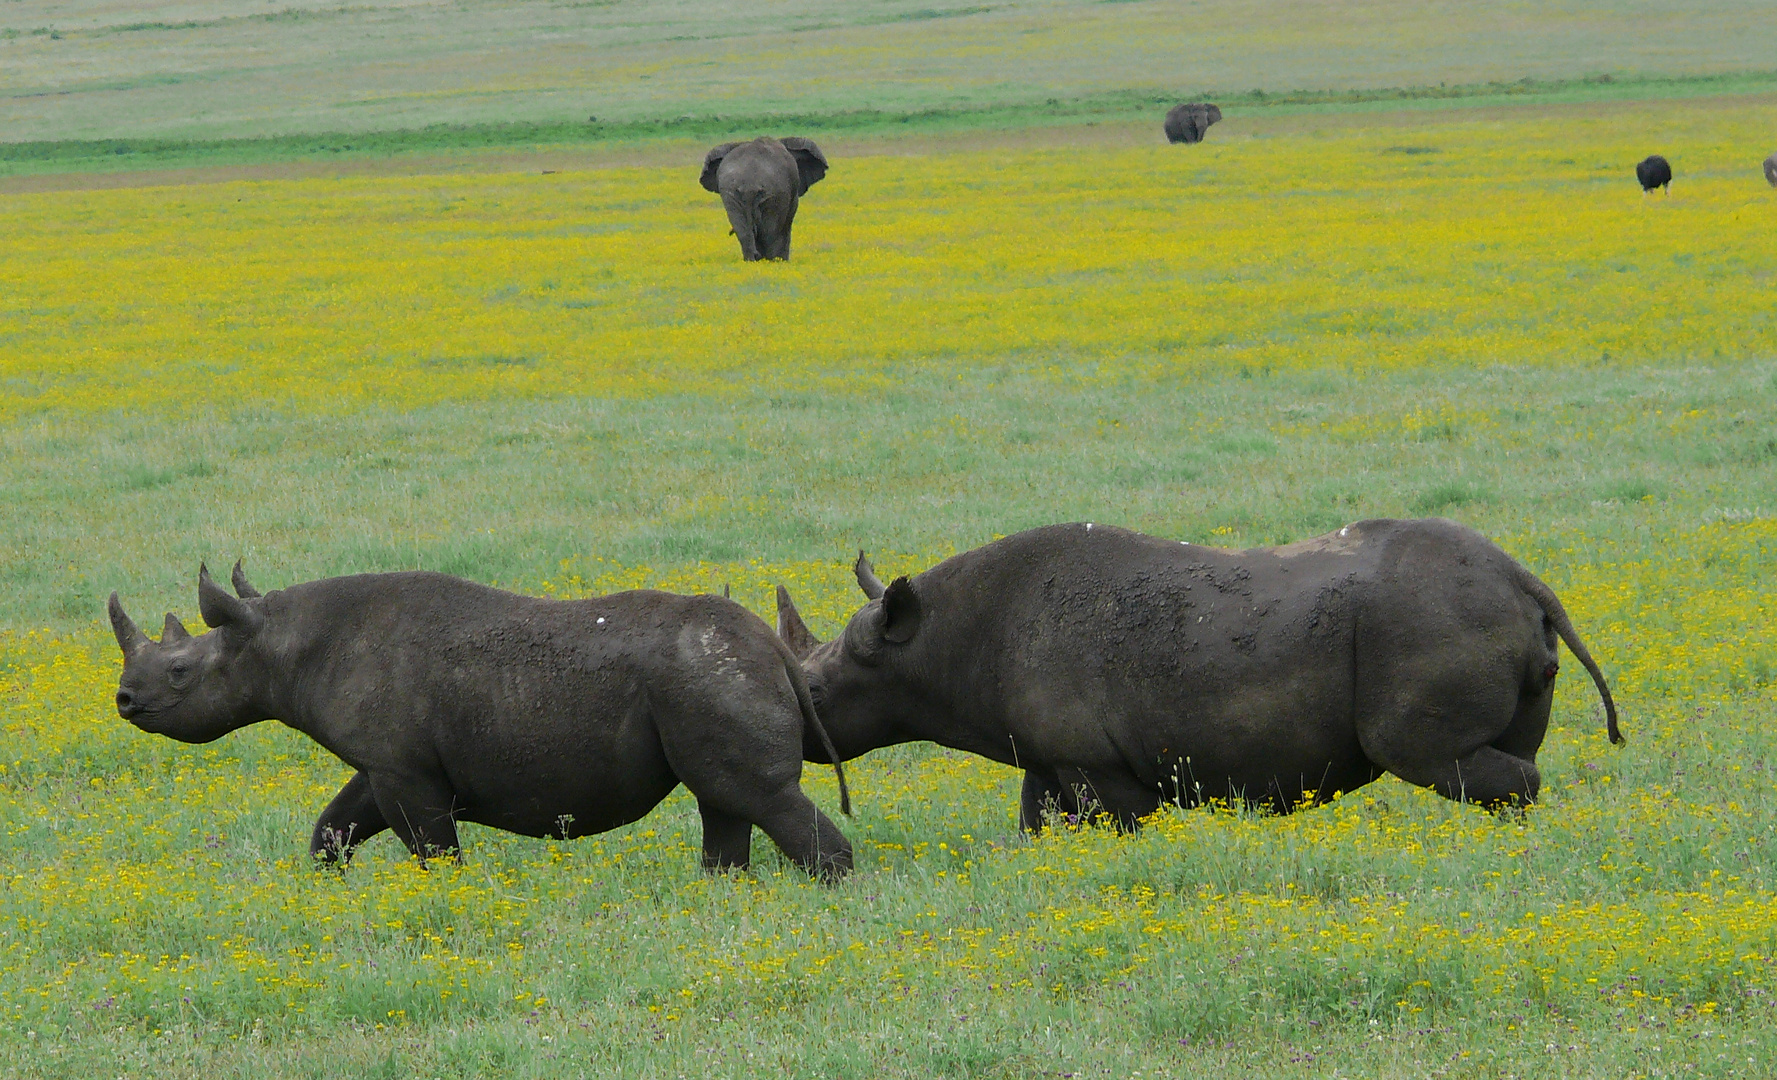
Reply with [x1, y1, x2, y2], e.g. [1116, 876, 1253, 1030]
[3, 98, 1775, 422]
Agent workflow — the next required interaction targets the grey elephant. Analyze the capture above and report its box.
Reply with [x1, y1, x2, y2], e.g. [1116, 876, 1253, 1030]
[699, 137, 828, 261]
[1164, 103, 1223, 144]
[776, 519, 1619, 832]
[1764, 152, 1777, 187]
[109, 562, 852, 877]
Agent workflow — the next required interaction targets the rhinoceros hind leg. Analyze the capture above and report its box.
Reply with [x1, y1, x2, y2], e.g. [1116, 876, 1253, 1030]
[698, 799, 754, 872]
[1357, 639, 1541, 810]
[1394, 746, 1542, 809]
[310, 770, 389, 868]
[751, 785, 852, 879]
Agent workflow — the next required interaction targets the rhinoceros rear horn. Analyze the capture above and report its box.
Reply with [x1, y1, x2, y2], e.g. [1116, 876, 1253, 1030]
[162, 612, 192, 642]
[880, 576, 922, 644]
[230, 560, 262, 599]
[198, 562, 265, 635]
[108, 593, 150, 656]
[776, 585, 823, 659]
[854, 551, 886, 600]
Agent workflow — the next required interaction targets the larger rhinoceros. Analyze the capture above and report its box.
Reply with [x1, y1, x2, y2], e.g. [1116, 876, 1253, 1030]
[775, 519, 1619, 831]
[109, 563, 852, 877]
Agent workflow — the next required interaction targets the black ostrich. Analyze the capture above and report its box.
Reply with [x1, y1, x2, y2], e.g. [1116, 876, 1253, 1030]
[1636, 154, 1672, 194]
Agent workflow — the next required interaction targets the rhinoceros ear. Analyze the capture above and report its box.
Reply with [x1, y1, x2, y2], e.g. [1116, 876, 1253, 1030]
[880, 576, 922, 645]
[162, 612, 191, 642]
[854, 551, 886, 601]
[198, 562, 265, 635]
[776, 585, 823, 659]
[230, 560, 262, 599]
[108, 593, 150, 656]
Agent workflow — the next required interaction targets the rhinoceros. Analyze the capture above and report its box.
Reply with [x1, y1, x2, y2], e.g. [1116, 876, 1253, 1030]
[775, 519, 1619, 831]
[109, 563, 852, 877]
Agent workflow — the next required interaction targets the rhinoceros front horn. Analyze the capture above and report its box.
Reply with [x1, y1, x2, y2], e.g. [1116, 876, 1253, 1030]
[108, 593, 150, 656]
[854, 551, 886, 601]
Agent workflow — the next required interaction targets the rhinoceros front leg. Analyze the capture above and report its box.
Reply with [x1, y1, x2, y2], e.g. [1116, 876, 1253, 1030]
[1020, 770, 1067, 833]
[310, 770, 389, 867]
[1054, 766, 1162, 833]
[368, 772, 463, 865]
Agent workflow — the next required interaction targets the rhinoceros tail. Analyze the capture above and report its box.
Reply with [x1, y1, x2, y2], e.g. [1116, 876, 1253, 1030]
[1514, 565, 1623, 746]
[772, 635, 852, 816]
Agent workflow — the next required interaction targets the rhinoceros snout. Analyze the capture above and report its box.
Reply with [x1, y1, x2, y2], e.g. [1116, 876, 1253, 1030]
[115, 689, 140, 718]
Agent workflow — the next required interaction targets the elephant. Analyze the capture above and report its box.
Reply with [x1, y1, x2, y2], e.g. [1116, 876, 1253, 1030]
[699, 137, 828, 261]
[1637, 154, 1672, 194]
[776, 519, 1620, 832]
[109, 562, 853, 878]
[1164, 103, 1223, 145]
[1764, 152, 1777, 188]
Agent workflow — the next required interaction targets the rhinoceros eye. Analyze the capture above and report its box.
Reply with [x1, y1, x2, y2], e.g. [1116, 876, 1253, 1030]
[167, 658, 194, 684]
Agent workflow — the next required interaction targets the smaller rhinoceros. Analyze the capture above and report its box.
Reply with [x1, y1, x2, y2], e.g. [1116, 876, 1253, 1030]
[109, 563, 852, 877]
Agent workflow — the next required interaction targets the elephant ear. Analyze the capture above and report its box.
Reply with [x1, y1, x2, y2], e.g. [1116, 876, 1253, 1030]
[700, 143, 740, 193]
[779, 137, 828, 195]
[1206, 103, 1223, 124]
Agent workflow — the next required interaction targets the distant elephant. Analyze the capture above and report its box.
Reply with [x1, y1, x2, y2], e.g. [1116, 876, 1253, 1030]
[1764, 152, 1777, 187]
[700, 137, 828, 261]
[1164, 103, 1223, 144]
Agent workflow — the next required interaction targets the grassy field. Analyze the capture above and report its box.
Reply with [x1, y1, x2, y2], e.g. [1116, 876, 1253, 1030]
[4, 0, 1777, 158]
[5, 4, 1777, 1075]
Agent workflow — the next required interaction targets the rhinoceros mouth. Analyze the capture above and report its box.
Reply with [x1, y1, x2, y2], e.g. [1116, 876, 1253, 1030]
[120, 702, 166, 729]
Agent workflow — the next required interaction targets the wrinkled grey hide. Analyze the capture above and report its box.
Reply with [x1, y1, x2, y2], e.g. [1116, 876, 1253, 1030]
[1764, 152, 1777, 187]
[1163, 103, 1223, 144]
[777, 519, 1620, 833]
[699, 137, 828, 261]
[1636, 154, 1672, 193]
[110, 564, 852, 878]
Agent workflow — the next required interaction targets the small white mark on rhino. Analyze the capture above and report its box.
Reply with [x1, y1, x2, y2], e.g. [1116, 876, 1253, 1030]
[1339, 526, 1350, 537]
[1086, 523, 1094, 532]
[596, 617, 606, 624]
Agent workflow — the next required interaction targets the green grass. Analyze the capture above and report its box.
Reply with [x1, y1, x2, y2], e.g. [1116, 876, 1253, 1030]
[4, 357, 1777, 1079]
[5, 360, 1772, 633]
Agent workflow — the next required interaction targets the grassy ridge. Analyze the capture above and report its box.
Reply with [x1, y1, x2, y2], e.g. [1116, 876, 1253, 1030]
[6, 71, 1777, 179]
[8, 0, 1777, 145]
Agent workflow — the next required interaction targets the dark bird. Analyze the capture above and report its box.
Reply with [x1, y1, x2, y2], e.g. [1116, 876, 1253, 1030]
[1636, 154, 1672, 194]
